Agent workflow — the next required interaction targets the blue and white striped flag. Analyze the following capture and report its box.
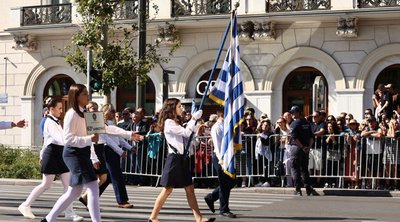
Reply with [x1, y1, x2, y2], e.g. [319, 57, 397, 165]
[209, 12, 244, 178]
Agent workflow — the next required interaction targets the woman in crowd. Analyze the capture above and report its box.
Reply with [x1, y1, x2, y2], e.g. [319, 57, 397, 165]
[345, 119, 361, 188]
[19, 97, 83, 221]
[275, 117, 292, 187]
[325, 122, 341, 187]
[148, 98, 214, 222]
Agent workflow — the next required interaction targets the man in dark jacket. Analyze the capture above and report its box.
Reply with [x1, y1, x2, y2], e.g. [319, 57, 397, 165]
[287, 106, 318, 196]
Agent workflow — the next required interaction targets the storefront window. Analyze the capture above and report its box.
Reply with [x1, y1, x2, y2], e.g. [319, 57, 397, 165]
[116, 80, 156, 115]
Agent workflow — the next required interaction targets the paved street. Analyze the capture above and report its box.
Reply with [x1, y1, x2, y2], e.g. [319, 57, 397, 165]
[0, 183, 399, 222]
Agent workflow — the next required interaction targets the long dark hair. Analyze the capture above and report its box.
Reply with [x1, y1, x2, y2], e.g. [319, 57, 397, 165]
[67, 84, 86, 118]
[157, 98, 180, 132]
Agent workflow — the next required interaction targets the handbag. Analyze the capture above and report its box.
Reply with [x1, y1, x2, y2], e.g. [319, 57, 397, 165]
[327, 149, 341, 161]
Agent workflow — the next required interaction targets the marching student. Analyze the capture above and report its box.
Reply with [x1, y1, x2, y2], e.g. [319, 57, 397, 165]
[78, 102, 143, 208]
[97, 103, 136, 208]
[78, 101, 108, 208]
[18, 97, 83, 221]
[148, 98, 214, 222]
[204, 109, 237, 218]
[40, 84, 101, 222]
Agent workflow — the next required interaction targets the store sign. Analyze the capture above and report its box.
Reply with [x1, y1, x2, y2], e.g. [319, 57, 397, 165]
[0, 93, 8, 103]
[196, 80, 216, 96]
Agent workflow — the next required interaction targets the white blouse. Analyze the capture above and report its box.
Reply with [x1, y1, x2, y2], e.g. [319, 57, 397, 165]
[104, 120, 132, 155]
[63, 107, 92, 148]
[43, 114, 64, 147]
[164, 119, 196, 154]
[40, 114, 64, 160]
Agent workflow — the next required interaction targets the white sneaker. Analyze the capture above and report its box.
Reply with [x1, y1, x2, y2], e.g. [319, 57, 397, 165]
[65, 214, 84, 222]
[18, 204, 35, 219]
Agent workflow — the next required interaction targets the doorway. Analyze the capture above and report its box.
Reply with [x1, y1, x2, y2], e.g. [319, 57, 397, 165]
[43, 74, 75, 122]
[283, 67, 328, 117]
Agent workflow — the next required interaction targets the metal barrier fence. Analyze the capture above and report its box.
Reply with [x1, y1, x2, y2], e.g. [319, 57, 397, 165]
[122, 134, 400, 188]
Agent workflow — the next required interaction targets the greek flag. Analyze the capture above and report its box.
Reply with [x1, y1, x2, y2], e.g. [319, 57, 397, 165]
[209, 12, 244, 178]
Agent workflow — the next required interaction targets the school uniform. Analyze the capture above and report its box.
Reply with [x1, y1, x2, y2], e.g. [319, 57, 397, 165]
[100, 120, 133, 204]
[40, 115, 69, 174]
[160, 119, 196, 188]
[63, 107, 98, 186]
[205, 119, 236, 214]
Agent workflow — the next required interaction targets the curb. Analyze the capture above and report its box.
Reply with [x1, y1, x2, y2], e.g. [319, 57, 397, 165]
[230, 187, 400, 197]
[1, 179, 400, 197]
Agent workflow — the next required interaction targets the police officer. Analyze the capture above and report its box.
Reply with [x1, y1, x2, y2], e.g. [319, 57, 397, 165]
[287, 106, 318, 196]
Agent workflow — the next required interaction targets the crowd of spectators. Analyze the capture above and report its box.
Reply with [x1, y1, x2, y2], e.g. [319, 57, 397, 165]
[109, 84, 400, 190]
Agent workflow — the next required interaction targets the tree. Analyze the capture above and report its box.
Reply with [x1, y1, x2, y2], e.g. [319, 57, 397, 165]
[64, 0, 180, 95]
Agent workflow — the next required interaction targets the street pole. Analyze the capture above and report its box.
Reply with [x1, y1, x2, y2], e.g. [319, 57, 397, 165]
[87, 49, 92, 101]
[136, 0, 146, 109]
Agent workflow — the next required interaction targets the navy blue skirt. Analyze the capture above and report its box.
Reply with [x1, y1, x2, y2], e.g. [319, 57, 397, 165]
[41, 144, 69, 174]
[160, 153, 192, 188]
[63, 146, 97, 186]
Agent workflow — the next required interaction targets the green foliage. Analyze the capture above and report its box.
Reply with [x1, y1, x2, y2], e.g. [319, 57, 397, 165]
[64, 0, 180, 94]
[0, 145, 41, 179]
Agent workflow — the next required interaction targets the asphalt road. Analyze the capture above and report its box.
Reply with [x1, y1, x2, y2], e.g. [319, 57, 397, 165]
[0, 183, 399, 222]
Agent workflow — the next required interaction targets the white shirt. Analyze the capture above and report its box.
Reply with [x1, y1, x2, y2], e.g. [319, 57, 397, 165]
[164, 119, 196, 154]
[43, 114, 64, 147]
[0, 121, 12, 130]
[211, 119, 223, 161]
[39, 114, 64, 159]
[63, 107, 92, 148]
[104, 120, 133, 155]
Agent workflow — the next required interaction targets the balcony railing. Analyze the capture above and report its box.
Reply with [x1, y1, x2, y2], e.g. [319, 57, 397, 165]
[114, 0, 140, 20]
[266, 0, 331, 12]
[358, 0, 400, 8]
[21, 3, 72, 26]
[171, 0, 231, 17]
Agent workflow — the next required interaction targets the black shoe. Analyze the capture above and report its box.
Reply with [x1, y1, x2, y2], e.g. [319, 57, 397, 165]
[204, 196, 215, 213]
[306, 188, 320, 196]
[41, 218, 48, 222]
[220, 211, 237, 218]
[293, 190, 302, 196]
[147, 219, 153, 222]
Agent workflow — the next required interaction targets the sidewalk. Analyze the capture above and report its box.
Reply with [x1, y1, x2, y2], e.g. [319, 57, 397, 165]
[2, 178, 400, 197]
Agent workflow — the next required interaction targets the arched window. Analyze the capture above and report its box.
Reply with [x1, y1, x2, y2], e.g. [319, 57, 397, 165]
[374, 64, 400, 91]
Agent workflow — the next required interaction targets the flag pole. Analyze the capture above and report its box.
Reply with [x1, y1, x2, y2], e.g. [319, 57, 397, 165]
[199, 1, 240, 110]
[198, 20, 231, 110]
[184, 7, 237, 155]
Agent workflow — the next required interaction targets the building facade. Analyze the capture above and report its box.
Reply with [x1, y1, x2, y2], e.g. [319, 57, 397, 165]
[1, 0, 400, 146]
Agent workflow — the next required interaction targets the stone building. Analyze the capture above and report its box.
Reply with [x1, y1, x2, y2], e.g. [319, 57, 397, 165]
[1, 0, 400, 146]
